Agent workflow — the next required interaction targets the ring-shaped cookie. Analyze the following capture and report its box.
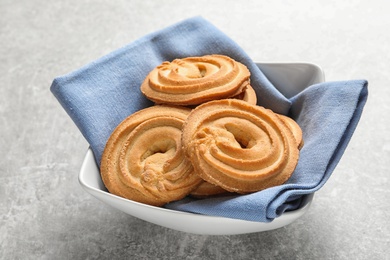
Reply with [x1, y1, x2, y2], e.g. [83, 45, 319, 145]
[233, 85, 257, 105]
[278, 114, 304, 149]
[141, 55, 251, 105]
[189, 181, 230, 198]
[100, 105, 203, 206]
[182, 99, 301, 193]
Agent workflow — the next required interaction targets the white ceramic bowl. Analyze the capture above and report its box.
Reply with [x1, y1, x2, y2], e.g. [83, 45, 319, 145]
[79, 62, 324, 235]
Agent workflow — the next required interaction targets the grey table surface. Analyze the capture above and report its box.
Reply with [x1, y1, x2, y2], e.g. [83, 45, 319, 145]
[1, 0, 389, 259]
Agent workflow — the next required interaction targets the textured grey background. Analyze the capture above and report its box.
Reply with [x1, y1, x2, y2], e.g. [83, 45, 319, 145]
[1, 0, 389, 259]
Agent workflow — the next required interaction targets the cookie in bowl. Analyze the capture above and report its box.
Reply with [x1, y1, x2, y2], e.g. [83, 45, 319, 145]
[140, 54, 251, 106]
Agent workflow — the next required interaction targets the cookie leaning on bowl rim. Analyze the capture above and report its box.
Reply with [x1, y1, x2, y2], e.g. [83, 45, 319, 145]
[100, 105, 203, 206]
[181, 99, 302, 194]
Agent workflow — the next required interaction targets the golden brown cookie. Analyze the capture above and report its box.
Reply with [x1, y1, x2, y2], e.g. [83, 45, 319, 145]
[278, 114, 304, 149]
[232, 85, 257, 105]
[189, 181, 231, 198]
[100, 105, 203, 206]
[181, 99, 301, 194]
[140, 55, 251, 106]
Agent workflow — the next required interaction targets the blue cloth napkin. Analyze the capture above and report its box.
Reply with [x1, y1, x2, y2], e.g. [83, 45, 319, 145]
[50, 16, 368, 222]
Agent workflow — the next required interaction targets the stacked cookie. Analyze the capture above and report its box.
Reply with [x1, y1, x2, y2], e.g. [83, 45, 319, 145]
[100, 55, 303, 206]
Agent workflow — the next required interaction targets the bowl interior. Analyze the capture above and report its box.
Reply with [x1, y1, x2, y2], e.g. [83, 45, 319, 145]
[257, 62, 324, 98]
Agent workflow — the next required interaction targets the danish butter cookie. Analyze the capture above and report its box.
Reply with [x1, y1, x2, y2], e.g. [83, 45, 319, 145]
[141, 55, 251, 106]
[182, 99, 301, 193]
[100, 105, 203, 206]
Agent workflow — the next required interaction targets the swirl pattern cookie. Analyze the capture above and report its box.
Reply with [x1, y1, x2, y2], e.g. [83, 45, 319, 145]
[189, 181, 230, 198]
[278, 114, 304, 149]
[233, 85, 257, 105]
[182, 99, 301, 193]
[141, 55, 251, 106]
[100, 105, 203, 206]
